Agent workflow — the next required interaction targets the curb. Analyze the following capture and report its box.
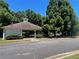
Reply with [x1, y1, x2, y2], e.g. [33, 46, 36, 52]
[45, 50, 79, 59]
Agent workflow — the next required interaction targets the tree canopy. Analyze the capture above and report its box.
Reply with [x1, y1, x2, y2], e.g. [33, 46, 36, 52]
[0, 0, 78, 37]
[45, 0, 77, 37]
[0, 1, 13, 26]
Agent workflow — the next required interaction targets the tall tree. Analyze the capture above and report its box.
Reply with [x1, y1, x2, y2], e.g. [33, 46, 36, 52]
[0, 1, 8, 9]
[46, 0, 77, 36]
[0, 1, 12, 26]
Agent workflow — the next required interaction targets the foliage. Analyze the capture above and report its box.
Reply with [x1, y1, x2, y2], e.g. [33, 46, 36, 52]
[46, 0, 77, 37]
[0, 1, 12, 26]
[36, 34, 44, 38]
[0, 1, 8, 9]
[17, 9, 46, 26]
[6, 35, 23, 40]
[42, 24, 50, 37]
[74, 20, 79, 35]
[0, 0, 78, 37]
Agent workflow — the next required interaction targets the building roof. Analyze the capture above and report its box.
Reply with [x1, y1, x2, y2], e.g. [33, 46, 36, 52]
[2, 21, 42, 30]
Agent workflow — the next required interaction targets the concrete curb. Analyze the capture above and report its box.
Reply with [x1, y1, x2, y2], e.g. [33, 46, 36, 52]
[45, 50, 79, 59]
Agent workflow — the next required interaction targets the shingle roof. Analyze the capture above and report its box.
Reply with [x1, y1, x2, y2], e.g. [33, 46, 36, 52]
[2, 21, 42, 30]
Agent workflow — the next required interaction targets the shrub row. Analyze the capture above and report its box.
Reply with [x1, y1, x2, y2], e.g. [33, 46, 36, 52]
[6, 35, 23, 40]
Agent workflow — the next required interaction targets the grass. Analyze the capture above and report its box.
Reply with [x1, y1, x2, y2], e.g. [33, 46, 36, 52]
[0, 39, 20, 45]
[63, 54, 79, 59]
[0, 38, 31, 45]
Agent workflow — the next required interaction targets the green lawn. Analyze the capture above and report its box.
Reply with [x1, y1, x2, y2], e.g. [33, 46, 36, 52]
[0, 38, 32, 45]
[63, 54, 79, 59]
[0, 39, 20, 45]
[0, 38, 27, 45]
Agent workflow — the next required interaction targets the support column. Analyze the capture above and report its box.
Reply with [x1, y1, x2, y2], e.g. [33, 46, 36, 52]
[20, 30, 22, 36]
[3, 29, 5, 40]
[34, 30, 36, 38]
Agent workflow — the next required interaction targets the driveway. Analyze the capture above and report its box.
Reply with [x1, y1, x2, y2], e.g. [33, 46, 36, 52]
[0, 38, 79, 59]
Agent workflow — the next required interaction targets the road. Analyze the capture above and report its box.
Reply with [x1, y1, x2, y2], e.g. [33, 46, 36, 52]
[0, 38, 79, 59]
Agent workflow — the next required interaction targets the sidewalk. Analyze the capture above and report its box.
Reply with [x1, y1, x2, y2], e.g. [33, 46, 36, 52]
[45, 50, 79, 59]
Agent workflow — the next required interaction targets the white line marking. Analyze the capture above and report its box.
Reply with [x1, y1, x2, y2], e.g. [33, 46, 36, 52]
[22, 52, 31, 55]
[17, 52, 32, 56]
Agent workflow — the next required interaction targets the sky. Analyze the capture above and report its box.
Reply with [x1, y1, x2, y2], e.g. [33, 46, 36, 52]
[6, 0, 79, 17]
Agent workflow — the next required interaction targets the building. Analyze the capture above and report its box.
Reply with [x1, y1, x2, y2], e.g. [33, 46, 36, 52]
[1, 21, 42, 40]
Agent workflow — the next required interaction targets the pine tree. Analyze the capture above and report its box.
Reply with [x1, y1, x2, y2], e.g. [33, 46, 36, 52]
[46, 0, 77, 36]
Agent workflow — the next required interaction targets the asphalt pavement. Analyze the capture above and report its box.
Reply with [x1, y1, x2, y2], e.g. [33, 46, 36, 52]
[0, 38, 79, 59]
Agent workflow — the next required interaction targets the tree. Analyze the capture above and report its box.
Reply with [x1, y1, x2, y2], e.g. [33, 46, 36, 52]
[42, 24, 50, 37]
[17, 9, 45, 26]
[0, 1, 8, 9]
[14, 12, 24, 22]
[74, 19, 79, 35]
[0, 1, 14, 26]
[46, 0, 77, 36]
[0, 8, 12, 26]
[49, 16, 64, 36]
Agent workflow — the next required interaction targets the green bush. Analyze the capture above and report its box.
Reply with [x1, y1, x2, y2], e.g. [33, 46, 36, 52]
[36, 34, 44, 38]
[6, 35, 23, 40]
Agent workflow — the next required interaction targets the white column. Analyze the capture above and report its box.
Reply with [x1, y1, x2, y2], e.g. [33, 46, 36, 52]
[34, 30, 36, 38]
[3, 29, 5, 40]
[20, 30, 22, 36]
